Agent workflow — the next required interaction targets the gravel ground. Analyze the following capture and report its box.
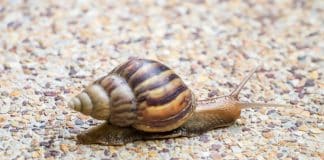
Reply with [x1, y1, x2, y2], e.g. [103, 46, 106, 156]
[0, 0, 323, 159]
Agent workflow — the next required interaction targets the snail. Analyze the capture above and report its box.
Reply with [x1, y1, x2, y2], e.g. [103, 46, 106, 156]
[67, 58, 287, 145]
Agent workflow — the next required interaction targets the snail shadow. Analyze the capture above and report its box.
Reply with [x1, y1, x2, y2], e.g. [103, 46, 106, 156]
[75, 122, 199, 146]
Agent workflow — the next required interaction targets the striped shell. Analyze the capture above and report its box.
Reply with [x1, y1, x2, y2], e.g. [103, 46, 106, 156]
[68, 58, 196, 132]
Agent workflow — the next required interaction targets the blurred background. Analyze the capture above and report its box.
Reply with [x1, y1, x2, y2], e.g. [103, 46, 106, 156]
[0, 0, 323, 159]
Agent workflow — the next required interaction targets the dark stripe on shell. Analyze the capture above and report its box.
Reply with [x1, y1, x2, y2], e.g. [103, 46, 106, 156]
[129, 63, 169, 88]
[111, 104, 134, 114]
[95, 76, 106, 85]
[113, 98, 136, 108]
[135, 73, 179, 96]
[101, 77, 113, 88]
[103, 76, 128, 95]
[110, 112, 137, 127]
[114, 58, 136, 74]
[105, 82, 118, 95]
[122, 61, 146, 80]
[114, 59, 150, 80]
[81, 91, 94, 115]
[141, 84, 188, 106]
[140, 94, 193, 127]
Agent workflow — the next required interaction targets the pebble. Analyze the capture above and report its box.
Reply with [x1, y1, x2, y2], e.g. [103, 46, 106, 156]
[198, 134, 209, 143]
[298, 125, 308, 132]
[44, 91, 58, 97]
[211, 144, 222, 151]
[208, 90, 218, 97]
[231, 146, 242, 153]
[310, 128, 322, 134]
[277, 153, 284, 158]
[10, 90, 21, 97]
[60, 144, 69, 153]
[40, 141, 51, 148]
[210, 152, 222, 159]
[266, 109, 277, 115]
[262, 131, 274, 139]
[304, 79, 315, 87]
[49, 150, 60, 157]
[309, 71, 319, 80]
[242, 127, 251, 132]
[0, 116, 5, 123]
[104, 149, 110, 156]
[160, 148, 169, 153]
[32, 151, 41, 158]
[74, 119, 84, 125]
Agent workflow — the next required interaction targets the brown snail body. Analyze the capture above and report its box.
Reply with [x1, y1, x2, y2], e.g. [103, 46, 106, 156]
[68, 58, 287, 145]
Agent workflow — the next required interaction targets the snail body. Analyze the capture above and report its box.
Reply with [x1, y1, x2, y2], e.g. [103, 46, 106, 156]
[68, 58, 287, 145]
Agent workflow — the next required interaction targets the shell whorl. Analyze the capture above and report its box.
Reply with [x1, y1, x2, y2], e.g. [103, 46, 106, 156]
[69, 58, 196, 132]
[68, 84, 111, 120]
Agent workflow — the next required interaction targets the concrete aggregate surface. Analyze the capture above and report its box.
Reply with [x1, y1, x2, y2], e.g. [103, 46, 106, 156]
[0, 0, 323, 159]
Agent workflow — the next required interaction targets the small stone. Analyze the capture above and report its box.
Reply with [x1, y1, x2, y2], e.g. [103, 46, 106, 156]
[40, 141, 50, 148]
[50, 150, 60, 157]
[199, 134, 209, 143]
[7, 21, 22, 30]
[35, 91, 42, 95]
[74, 119, 84, 125]
[300, 111, 310, 117]
[10, 90, 20, 97]
[267, 123, 277, 128]
[268, 151, 277, 158]
[0, 116, 5, 123]
[277, 153, 284, 158]
[231, 146, 241, 153]
[21, 100, 28, 106]
[54, 96, 63, 101]
[44, 91, 57, 97]
[69, 66, 78, 76]
[160, 148, 169, 152]
[111, 153, 117, 158]
[1, 91, 9, 96]
[289, 100, 298, 105]
[265, 73, 275, 78]
[197, 75, 209, 83]
[32, 151, 41, 158]
[165, 139, 173, 144]
[319, 153, 324, 160]
[10, 128, 18, 132]
[208, 90, 218, 97]
[210, 151, 222, 159]
[23, 85, 31, 89]
[60, 144, 69, 153]
[242, 127, 251, 132]
[310, 128, 322, 134]
[290, 79, 299, 87]
[104, 149, 109, 156]
[304, 79, 315, 87]
[45, 82, 51, 88]
[262, 131, 274, 139]
[309, 71, 319, 79]
[44, 152, 52, 158]
[236, 119, 245, 125]
[148, 151, 157, 158]
[267, 109, 277, 115]
[211, 144, 221, 151]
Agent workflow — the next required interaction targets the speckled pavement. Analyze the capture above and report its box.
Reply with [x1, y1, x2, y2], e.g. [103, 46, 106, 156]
[0, 0, 323, 159]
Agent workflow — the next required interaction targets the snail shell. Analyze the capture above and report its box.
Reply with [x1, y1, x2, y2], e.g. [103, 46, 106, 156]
[68, 58, 196, 132]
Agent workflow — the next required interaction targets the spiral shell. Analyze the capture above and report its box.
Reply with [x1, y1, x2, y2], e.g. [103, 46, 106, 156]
[68, 58, 196, 132]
